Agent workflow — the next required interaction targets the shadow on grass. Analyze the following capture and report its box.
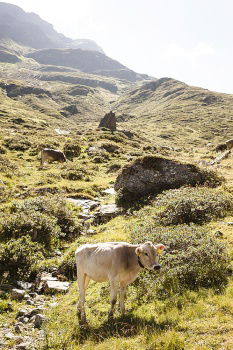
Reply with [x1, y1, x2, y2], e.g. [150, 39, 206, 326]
[72, 313, 174, 344]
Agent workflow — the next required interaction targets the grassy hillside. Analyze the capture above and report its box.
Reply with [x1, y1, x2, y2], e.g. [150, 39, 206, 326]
[114, 78, 233, 153]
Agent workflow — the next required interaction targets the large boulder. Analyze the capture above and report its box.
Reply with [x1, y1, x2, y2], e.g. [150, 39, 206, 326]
[98, 111, 116, 132]
[114, 156, 217, 207]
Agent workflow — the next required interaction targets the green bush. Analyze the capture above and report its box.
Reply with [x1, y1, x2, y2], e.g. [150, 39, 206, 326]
[63, 141, 81, 160]
[57, 244, 77, 280]
[0, 236, 44, 281]
[155, 187, 233, 225]
[0, 185, 12, 203]
[0, 155, 19, 177]
[3, 136, 31, 151]
[9, 196, 81, 241]
[131, 224, 229, 298]
[61, 162, 88, 181]
[0, 212, 61, 251]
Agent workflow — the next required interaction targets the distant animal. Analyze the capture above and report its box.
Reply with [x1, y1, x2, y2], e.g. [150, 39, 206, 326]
[40, 148, 67, 168]
[75, 241, 165, 321]
[225, 139, 233, 150]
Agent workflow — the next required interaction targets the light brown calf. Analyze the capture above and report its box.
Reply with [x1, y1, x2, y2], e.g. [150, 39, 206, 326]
[75, 241, 165, 321]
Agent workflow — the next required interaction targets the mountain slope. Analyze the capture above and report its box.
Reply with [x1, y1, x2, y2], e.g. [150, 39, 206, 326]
[114, 77, 233, 149]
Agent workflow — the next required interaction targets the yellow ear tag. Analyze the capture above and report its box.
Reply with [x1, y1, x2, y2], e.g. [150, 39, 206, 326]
[157, 248, 163, 255]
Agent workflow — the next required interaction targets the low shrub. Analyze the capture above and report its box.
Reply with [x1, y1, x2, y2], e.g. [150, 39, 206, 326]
[61, 162, 88, 181]
[0, 155, 19, 177]
[0, 212, 61, 251]
[3, 136, 31, 151]
[131, 224, 229, 298]
[0, 185, 12, 203]
[57, 244, 77, 280]
[155, 187, 233, 225]
[63, 141, 81, 160]
[9, 195, 81, 241]
[0, 236, 44, 281]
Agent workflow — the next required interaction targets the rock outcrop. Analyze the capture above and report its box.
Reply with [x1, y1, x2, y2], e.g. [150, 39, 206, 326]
[98, 111, 116, 132]
[114, 156, 214, 206]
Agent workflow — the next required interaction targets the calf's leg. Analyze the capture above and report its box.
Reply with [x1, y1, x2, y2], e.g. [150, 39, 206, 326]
[119, 282, 127, 315]
[77, 272, 89, 322]
[109, 280, 118, 319]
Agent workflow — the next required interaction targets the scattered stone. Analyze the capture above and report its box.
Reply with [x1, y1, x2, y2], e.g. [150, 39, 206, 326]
[15, 342, 31, 350]
[17, 317, 29, 324]
[44, 280, 69, 293]
[26, 300, 35, 306]
[98, 111, 116, 132]
[11, 289, 26, 300]
[86, 229, 96, 235]
[16, 309, 28, 318]
[14, 324, 23, 333]
[14, 336, 25, 345]
[34, 314, 46, 328]
[29, 307, 46, 318]
[29, 293, 38, 299]
[5, 331, 15, 339]
[215, 231, 223, 238]
[94, 204, 120, 224]
[16, 281, 32, 290]
[102, 187, 116, 195]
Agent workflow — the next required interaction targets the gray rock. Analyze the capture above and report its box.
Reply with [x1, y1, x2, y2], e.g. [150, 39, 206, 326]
[29, 307, 46, 318]
[114, 156, 212, 207]
[94, 204, 120, 224]
[15, 342, 31, 350]
[98, 111, 116, 132]
[14, 336, 25, 344]
[44, 280, 69, 293]
[28, 292, 38, 299]
[34, 314, 46, 328]
[5, 331, 15, 339]
[14, 324, 23, 333]
[11, 289, 26, 300]
[16, 309, 29, 318]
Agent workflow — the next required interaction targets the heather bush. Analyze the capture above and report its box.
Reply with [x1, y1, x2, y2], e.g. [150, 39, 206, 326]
[131, 224, 229, 298]
[63, 141, 81, 160]
[0, 236, 44, 281]
[9, 196, 81, 241]
[155, 187, 233, 225]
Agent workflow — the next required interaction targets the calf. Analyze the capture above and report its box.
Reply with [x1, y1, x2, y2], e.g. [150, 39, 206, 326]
[40, 148, 67, 168]
[226, 139, 233, 150]
[75, 241, 165, 321]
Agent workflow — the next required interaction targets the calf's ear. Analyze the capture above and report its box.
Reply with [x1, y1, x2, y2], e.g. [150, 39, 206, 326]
[135, 247, 143, 255]
[155, 244, 165, 255]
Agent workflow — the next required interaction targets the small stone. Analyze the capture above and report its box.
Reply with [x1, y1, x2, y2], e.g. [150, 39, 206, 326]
[26, 300, 35, 305]
[16, 309, 28, 318]
[15, 336, 25, 344]
[5, 331, 15, 339]
[34, 314, 46, 328]
[14, 324, 23, 333]
[44, 280, 69, 293]
[29, 307, 46, 317]
[15, 342, 31, 350]
[11, 289, 26, 300]
[28, 292, 38, 298]
[23, 294, 31, 301]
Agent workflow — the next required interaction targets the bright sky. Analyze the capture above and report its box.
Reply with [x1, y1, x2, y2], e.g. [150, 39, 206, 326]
[5, 0, 233, 94]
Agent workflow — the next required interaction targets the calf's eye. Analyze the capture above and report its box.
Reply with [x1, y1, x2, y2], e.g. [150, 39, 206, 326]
[145, 252, 148, 256]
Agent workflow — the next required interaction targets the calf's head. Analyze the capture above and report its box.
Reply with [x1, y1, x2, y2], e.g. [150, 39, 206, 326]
[136, 241, 165, 270]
